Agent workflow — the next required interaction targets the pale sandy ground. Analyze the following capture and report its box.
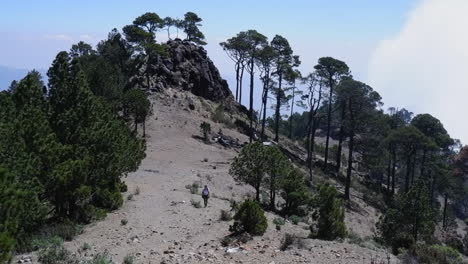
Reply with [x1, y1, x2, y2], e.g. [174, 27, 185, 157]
[16, 90, 400, 263]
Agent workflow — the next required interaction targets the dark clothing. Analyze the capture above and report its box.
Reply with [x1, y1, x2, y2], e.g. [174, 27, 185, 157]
[202, 194, 209, 207]
[202, 187, 210, 207]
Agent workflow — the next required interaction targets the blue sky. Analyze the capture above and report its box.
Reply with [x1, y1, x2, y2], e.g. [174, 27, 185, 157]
[1, 0, 417, 71]
[2, 0, 468, 143]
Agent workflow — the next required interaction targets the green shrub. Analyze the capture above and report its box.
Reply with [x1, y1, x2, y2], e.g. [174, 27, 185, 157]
[200, 122, 211, 142]
[121, 219, 128, 226]
[289, 215, 301, 225]
[81, 242, 91, 251]
[127, 194, 134, 201]
[408, 244, 463, 264]
[191, 200, 202, 208]
[38, 243, 78, 264]
[347, 230, 368, 248]
[211, 105, 232, 126]
[231, 200, 267, 236]
[220, 210, 232, 221]
[123, 254, 135, 264]
[186, 182, 200, 194]
[310, 183, 347, 240]
[273, 217, 285, 226]
[88, 250, 113, 264]
[50, 222, 83, 241]
[377, 181, 434, 253]
[280, 233, 297, 251]
[190, 183, 199, 194]
[220, 236, 234, 247]
[280, 168, 310, 216]
[0, 233, 15, 264]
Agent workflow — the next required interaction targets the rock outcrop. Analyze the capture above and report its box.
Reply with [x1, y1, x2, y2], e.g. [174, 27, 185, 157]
[138, 39, 233, 102]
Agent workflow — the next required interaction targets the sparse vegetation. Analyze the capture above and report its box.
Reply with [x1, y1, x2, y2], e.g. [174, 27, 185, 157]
[2, 6, 468, 263]
[200, 121, 211, 142]
[310, 183, 347, 240]
[123, 254, 135, 264]
[289, 215, 301, 225]
[280, 233, 297, 251]
[230, 200, 268, 236]
[81, 242, 91, 251]
[186, 182, 200, 194]
[399, 244, 463, 264]
[191, 199, 202, 208]
[220, 209, 233, 221]
[273, 217, 286, 226]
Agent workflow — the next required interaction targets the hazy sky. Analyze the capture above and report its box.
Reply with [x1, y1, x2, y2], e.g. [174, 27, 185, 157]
[1, 0, 466, 143]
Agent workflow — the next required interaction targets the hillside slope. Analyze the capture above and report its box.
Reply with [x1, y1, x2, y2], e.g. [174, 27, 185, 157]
[57, 90, 397, 264]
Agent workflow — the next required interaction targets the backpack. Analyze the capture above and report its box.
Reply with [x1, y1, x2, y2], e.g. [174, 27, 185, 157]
[202, 188, 209, 196]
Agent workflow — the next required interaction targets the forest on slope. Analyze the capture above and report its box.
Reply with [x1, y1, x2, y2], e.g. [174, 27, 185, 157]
[1, 10, 467, 264]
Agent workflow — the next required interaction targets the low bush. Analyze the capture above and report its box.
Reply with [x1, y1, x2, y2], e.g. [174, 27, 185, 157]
[186, 182, 200, 194]
[289, 215, 301, 225]
[88, 250, 113, 264]
[231, 200, 267, 236]
[121, 219, 128, 226]
[191, 200, 202, 209]
[220, 209, 232, 221]
[81, 242, 91, 251]
[200, 121, 212, 142]
[400, 244, 463, 264]
[310, 183, 347, 240]
[280, 233, 296, 251]
[123, 254, 135, 264]
[273, 217, 286, 226]
[38, 243, 78, 264]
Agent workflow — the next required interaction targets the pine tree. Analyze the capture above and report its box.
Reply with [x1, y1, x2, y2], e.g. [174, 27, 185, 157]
[230, 142, 268, 201]
[311, 183, 347, 240]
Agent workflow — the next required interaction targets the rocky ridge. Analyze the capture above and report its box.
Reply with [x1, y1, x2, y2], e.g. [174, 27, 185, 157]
[139, 39, 233, 103]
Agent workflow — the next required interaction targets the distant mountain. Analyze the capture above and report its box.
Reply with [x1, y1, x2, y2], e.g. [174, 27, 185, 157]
[0, 65, 46, 90]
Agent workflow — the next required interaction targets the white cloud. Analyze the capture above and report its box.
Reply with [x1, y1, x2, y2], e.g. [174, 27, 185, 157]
[79, 34, 94, 41]
[367, 0, 468, 144]
[43, 34, 73, 42]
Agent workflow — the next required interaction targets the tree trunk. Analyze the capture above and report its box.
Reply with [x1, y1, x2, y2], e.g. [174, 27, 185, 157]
[289, 86, 295, 139]
[310, 119, 319, 178]
[235, 63, 240, 102]
[274, 73, 282, 142]
[392, 149, 397, 195]
[261, 74, 269, 141]
[443, 193, 448, 230]
[405, 155, 412, 193]
[387, 157, 392, 193]
[420, 148, 427, 178]
[239, 64, 245, 104]
[134, 118, 138, 133]
[345, 132, 354, 200]
[411, 154, 417, 186]
[270, 177, 276, 211]
[255, 184, 260, 202]
[249, 58, 255, 143]
[336, 101, 346, 172]
[324, 76, 334, 170]
[306, 110, 314, 181]
[143, 116, 146, 137]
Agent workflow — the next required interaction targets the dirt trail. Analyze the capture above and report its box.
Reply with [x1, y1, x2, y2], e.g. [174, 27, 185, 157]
[63, 91, 399, 263]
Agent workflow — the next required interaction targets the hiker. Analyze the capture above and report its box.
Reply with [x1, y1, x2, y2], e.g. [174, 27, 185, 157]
[201, 185, 210, 207]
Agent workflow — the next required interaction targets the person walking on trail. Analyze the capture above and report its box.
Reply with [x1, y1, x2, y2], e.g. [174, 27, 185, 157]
[202, 185, 210, 207]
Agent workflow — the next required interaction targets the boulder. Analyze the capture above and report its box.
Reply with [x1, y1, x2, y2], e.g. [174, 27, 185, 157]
[137, 39, 234, 103]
